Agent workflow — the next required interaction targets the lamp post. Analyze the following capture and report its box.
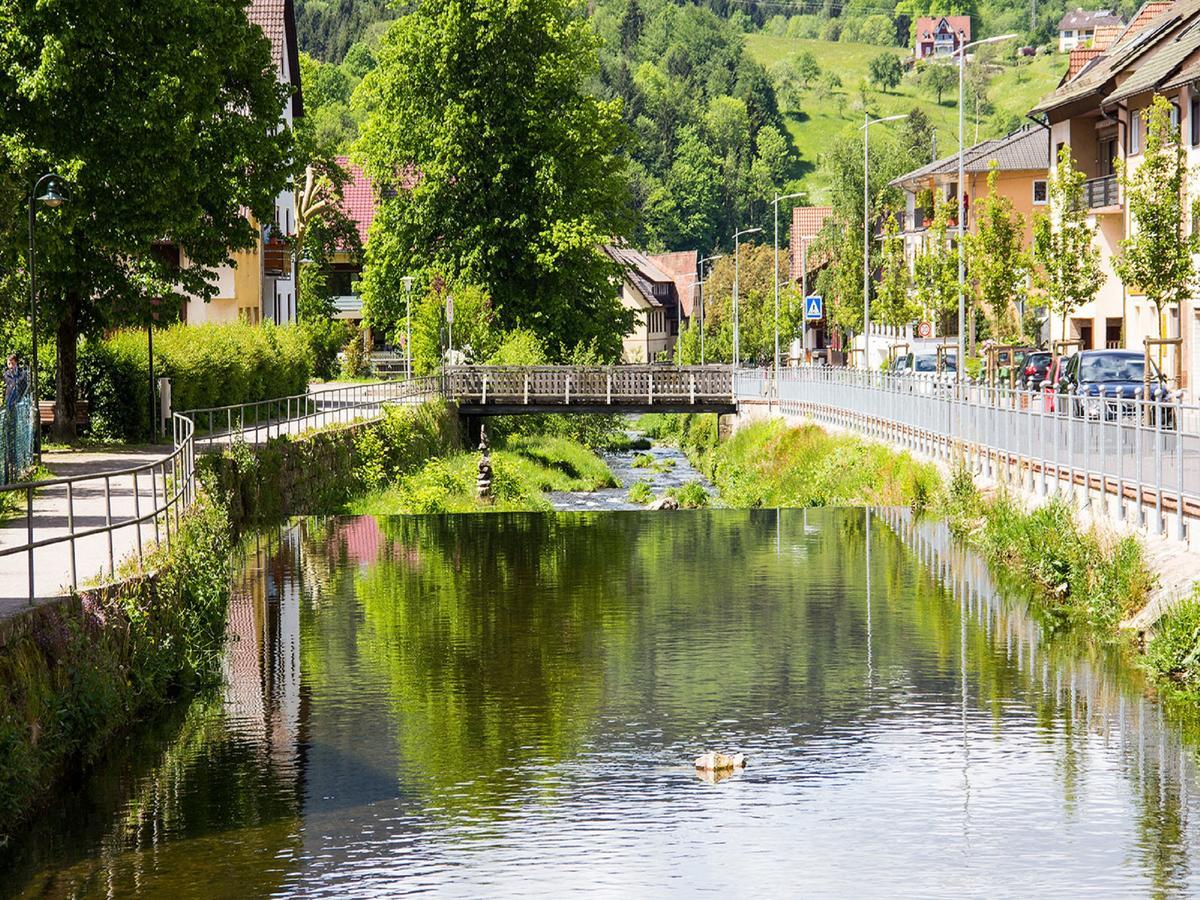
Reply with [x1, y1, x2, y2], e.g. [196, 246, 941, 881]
[861, 114, 907, 371]
[28, 173, 67, 461]
[401, 276, 414, 380]
[954, 33, 1018, 375]
[697, 254, 724, 365]
[773, 192, 806, 384]
[733, 227, 762, 367]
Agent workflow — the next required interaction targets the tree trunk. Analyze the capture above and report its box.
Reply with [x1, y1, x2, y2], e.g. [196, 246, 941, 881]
[53, 291, 80, 443]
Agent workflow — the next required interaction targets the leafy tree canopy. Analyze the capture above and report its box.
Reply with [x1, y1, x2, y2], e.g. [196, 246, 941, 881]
[354, 0, 635, 361]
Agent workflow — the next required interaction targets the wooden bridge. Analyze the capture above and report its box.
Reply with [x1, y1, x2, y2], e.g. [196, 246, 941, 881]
[444, 365, 737, 415]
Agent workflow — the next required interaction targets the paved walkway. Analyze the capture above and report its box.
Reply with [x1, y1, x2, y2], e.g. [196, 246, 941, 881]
[0, 382, 414, 621]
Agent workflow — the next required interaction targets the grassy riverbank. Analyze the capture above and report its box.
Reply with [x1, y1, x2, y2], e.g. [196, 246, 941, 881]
[348, 434, 617, 514]
[0, 491, 232, 840]
[640, 414, 941, 510]
[642, 412, 1161, 643]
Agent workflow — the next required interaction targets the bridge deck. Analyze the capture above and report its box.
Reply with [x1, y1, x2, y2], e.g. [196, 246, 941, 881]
[444, 365, 736, 415]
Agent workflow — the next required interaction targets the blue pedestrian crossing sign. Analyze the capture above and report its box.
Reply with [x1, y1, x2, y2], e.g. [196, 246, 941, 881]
[805, 295, 824, 321]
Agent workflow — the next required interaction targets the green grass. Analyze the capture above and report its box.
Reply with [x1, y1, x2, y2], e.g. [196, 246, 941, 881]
[744, 34, 1066, 199]
[1146, 592, 1200, 694]
[347, 434, 618, 514]
[627, 480, 655, 505]
[945, 472, 1155, 630]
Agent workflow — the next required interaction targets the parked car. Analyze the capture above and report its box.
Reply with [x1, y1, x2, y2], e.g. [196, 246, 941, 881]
[1056, 349, 1175, 424]
[1021, 351, 1052, 390]
[893, 352, 956, 375]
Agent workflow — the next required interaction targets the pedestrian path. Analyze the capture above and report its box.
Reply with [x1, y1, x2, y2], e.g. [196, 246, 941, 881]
[0, 381, 423, 621]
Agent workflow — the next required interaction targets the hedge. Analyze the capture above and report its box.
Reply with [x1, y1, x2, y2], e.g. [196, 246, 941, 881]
[85, 323, 313, 441]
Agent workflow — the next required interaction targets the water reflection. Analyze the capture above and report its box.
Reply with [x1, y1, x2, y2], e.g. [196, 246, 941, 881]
[4, 511, 1200, 896]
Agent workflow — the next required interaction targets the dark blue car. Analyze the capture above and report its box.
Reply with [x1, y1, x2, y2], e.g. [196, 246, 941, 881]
[1057, 350, 1174, 425]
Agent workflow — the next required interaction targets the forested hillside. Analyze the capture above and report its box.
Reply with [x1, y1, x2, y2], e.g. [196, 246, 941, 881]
[295, 0, 1068, 253]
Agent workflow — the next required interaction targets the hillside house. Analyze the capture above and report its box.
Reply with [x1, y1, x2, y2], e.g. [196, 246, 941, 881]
[914, 16, 971, 60]
[604, 246, 685, 363]
[1058, 8, 1126, 51]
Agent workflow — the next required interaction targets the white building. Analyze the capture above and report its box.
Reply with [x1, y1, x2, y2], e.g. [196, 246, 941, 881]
[185, 0, 303, 326]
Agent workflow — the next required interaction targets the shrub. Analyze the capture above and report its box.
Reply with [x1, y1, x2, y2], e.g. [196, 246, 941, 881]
[303, 318, 350, 380]
[86, 323, 312, 441]
[628, 480, 654, 505]
[672, 481, 710, 509]
[1146, 594, 1200, 690]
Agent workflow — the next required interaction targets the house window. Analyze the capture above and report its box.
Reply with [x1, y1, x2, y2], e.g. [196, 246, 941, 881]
[1130, 110, 1142, 154]
[1192, 98, 1200, 145]
[1033, 179, 1048, 204]
[1171, 102, 1181, 137]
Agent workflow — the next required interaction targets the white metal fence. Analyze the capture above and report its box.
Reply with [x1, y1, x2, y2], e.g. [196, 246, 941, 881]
[184, 378, 441, 452]
[738, 367, 1199, 543]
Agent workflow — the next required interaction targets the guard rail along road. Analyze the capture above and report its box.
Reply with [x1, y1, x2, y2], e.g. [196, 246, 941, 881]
[737, 366, 1200, 546]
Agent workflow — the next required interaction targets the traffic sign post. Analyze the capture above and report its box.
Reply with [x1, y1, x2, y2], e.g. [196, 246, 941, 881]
[805, 295, 823, 321]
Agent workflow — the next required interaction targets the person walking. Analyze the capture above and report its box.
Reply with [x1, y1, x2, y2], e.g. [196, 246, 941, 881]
[3, 354, 29, 482]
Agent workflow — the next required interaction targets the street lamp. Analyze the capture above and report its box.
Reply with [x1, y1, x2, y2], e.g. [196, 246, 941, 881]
[772, 192, 806, 384]
[861, 114, 907, 370]
[954, 33, 1018, 376]
[401, 276, 414, 380]
[28, 173, 67, 461]
[697, 254, 724, 365]
[733, 227, 762, 367]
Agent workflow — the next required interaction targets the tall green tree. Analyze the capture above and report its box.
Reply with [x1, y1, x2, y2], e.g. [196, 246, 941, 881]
[868, 53, 903, 93]
[1032, 144, 1103, 341]
[0, 0, 293, 437]
[921, 63, 957, 106]
[874, 213, 919, 327]
[1115, 95, 1199, 340]
[354, 0, 634, 361]
[913, 197, 959, 334]
[966, 164, 1029, 344]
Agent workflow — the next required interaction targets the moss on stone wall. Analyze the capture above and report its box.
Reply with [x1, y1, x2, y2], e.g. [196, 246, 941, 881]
[0, 492, 232, 841]
[199, 400, 460, 528]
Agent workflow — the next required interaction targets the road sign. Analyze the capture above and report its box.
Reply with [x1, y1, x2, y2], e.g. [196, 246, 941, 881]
[917, 320, 933, 339]
[446, 295, 454, 324]
[805, 295, 824, 321]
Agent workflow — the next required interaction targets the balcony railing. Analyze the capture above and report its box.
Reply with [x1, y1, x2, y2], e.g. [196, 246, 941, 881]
[1084, 174, 1120, 210]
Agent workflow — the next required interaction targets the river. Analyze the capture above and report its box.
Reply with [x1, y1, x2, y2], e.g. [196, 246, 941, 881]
[4, 509, 1200, 897]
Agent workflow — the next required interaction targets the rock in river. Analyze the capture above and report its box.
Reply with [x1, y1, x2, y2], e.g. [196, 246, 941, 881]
[648, 496, 680, 511]
[694, 751, 747, 772]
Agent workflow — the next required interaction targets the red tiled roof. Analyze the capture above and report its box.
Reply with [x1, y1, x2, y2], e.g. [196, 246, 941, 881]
[914, 15, 972, 42]
[649, 250, 699, 316]
[790, 206, 832, 282]
[1068, 46, 1105, 77]
[247, 0, 303, 115]
[336, 156, 376, 245]
[1118, 0, 1174, 44]
[1092, 22, 1125, 49]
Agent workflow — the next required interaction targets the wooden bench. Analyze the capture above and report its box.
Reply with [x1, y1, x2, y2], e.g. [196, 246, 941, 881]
[38, 400, 90, 428]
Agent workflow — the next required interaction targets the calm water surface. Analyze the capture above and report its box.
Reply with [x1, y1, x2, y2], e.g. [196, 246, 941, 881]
[4, 509, 1200, 897]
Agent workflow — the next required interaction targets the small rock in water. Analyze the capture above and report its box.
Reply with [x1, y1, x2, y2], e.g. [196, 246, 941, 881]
[648, 496, 680, 511]
[694, 751, 747, 772]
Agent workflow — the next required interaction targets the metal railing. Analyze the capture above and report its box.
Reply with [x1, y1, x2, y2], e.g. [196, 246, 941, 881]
[0, 376, 446, 608]
[184, 378, 440, 452]
[0, 413, 197, 606]
[739, 367, 1199, 543]
[445, 365, 735, 406]
[1084, 174, 1119, 209]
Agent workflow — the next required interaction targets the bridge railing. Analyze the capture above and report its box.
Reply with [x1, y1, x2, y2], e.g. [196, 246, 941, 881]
[445, 365, 734, 406]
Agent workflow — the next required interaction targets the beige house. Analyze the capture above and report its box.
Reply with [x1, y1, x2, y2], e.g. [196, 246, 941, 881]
[884, 125, 1050, 354]
[605, 246, 687, 363]
[1030, 0, 1200, 387]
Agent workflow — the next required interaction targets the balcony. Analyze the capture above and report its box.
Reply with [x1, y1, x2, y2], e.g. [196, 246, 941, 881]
[1084, 175, 1120, 211]
[262, 237, 290, 276]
